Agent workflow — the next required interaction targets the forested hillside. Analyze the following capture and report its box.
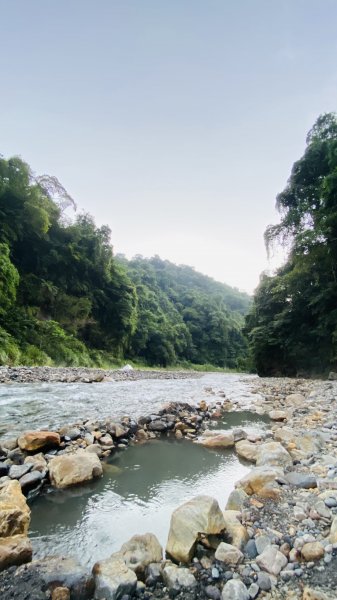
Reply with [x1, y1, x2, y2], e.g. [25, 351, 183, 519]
[0, 154, 250, 369]
[246, 113, 337, 376]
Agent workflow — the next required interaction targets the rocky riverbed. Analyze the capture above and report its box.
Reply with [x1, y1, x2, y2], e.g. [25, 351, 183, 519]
[1, 374, 337, 599]
[0, 366, 202, 384]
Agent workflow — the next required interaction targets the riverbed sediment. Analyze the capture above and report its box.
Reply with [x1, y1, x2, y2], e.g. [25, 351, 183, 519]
[1, 373, 337, 599]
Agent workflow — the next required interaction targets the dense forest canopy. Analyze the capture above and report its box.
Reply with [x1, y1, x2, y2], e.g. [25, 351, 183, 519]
[246, 113, 337, 376]
[0, 154, 250, 369]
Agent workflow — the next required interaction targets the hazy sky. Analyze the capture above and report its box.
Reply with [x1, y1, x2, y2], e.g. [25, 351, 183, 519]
[1, 1, 337, 293]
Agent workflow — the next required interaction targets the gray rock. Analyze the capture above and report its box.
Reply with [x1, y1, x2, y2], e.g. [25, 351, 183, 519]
[221, 579, 249, 600]
[248, 582, 259, 599]
[147, 420, 168, 432]
[205, 585, 221, 600]
[324, 497, 337, 508]
[285, 472, 317, 489]
[214, 542, 243, 565]
[19, 471, 44, 491]
[257, 572, 271, 591]
[9, 464, 32, 480]
[244, 540, 258, 559]
[162, 565, 197, 590]
[255, 535, 271, 555]
[93, 556, 137, 600]
[256, 545, 288, 576]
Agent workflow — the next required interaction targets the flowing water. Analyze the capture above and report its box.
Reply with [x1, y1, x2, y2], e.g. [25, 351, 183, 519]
[0, 373, 260, 438]
[0, 372, 268, 567]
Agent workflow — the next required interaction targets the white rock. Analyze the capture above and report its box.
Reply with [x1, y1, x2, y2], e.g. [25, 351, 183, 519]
[222, 579, 250, 600]
[256, 545, 288, 576]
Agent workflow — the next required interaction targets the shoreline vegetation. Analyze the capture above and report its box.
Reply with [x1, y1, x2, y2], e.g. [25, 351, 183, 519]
[0, 153, 250, 373]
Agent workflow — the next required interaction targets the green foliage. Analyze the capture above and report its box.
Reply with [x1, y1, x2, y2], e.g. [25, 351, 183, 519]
[0, 153, 250, 370]
[246, 113, 337, 376]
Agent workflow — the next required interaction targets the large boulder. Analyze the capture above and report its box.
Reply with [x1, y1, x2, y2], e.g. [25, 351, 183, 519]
[198, 431, 235, 449]
[255, 442, 292, 468]
[93, 556, 137, 599]
[222, 510, 249, 549]
[166, 495, 225, 563]
[0, 480, 31, 537]
[235, 467, 283, 499]
[49, 450, 103, 489]
[18, 431, 60, 452]
[235, 440, 258, 463]
[118, 533, 162, 577]
[0, 534, 32, 571]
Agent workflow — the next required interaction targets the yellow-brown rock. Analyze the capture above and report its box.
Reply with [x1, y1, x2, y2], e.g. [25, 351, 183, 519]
[235, 466, 283, 499]
[0, 480, 31, 537]
[166, 495, 225, 563]
[222, 510, 249, 549]
[301, 542, 324, 561]
[235, 440, 258, 462]
[198, 431, 234, 449]
[18, 430, 60, 452]
[49, 450, 103, 489]
[0, 534, 32, 571]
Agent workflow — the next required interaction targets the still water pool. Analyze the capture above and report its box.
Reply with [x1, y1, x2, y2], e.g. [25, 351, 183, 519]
[29, 438, 251, 567]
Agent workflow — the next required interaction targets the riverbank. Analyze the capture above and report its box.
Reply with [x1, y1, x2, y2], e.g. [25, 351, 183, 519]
[0, 366, 203, 384]
[1, 374, 337, 599]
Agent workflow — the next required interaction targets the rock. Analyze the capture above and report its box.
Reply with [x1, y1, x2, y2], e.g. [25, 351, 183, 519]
[248, 582, 259, 599]
[221, 579, 250, 600]
[235, 467, 284, 499]
[256, 545, 288, 576]
[16, 556, 94, 599]
[222, 511, 249, 549]
[18, 431, 60, 452]
[24, 453, 47, 472]
[49, 450, 103, 488]
[166, 495, 225, 563]
[315, 500, 331, 519]
[285, 472, 317, 489]
[330, 515, 337, 543]
[52, 588, 70, 600]
[297, 432, 324, 455]
[328, 372, 337, 381]
[244, 539, 258, 559]
[2, 438, 18, 451]
[199, 431, 235, 448]
[233, 429, 247, 442]
[85, 444, 103, 457]
[120, 364, 134, 372]
[302, 587, 335, 599]
[235, 440, 258, 463]
[93, 556, 137, 599]
[0, 480, 31, 536]
[225, 489, 249, 511]
[19, 470, 44, 492]
[257, 572, 271, 591]
[205, 585, 221, 600]
[214, 542, 243, 565]
[9, 464, 32, 480]
[269, 410, 287, 421]
[255, 442, 292, 468]
[274, 427, 296, 446]
[255, 534, 271, 555]
[286, 393, 306, 406]
[301, 542, 324, 561]
[118, 533, 162, 577]
[147, 420, 168, 432]
[162, 564, 197, 590]
[0, 534, 32, 571]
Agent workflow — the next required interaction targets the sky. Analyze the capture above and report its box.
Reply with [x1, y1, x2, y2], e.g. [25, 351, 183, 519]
[1, 1, 337, 294]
